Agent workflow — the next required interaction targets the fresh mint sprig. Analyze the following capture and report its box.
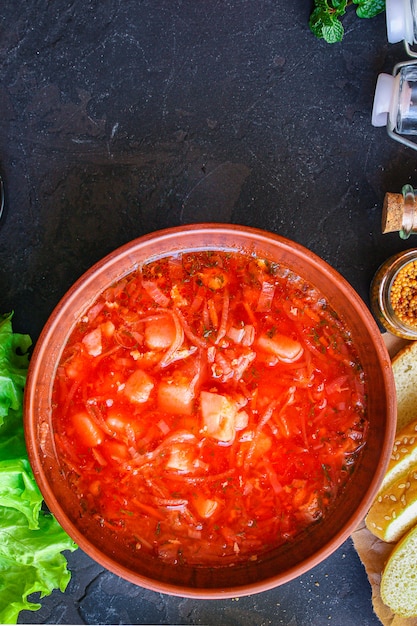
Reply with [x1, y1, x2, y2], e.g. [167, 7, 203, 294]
[310, 0, 385, 43]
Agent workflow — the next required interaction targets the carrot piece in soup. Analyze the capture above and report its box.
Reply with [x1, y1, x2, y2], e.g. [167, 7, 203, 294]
[106, 411, 129, 433]
[123, 369, 154, 403]
[193, 494, 221, 519]
[82, 327, 102, 357]
[198, 267, 228, 290]
[200, 390, 237, 443]
[106, 407, 140, 438]
[157, 357, 205, 416]
[157, 373, 196, 415]
[101, 439, 130, 462]
[72, 411, 105, 448]
[251, 430, 272, 459]
[235, 410, 249, 431]
[101, 320, 115, 338]
[65, 353, 88, 380]
[257, 331, 303, 363]
[166, 443, 196, 472]
[145, 316, 177, 350]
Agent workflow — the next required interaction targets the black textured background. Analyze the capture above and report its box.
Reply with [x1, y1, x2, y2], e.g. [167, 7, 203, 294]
[1, 1, 416, 624]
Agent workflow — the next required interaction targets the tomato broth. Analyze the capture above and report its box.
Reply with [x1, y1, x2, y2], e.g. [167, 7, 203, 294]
[52, 250, 368, 567]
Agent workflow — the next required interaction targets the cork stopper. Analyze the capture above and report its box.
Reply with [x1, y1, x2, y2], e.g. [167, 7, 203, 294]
[382, 192, 406, 233]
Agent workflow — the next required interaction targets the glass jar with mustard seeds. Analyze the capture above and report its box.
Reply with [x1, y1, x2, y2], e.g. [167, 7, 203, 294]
[371, 248, 417, 339]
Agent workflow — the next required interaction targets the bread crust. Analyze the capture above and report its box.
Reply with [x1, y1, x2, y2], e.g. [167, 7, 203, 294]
[357, 337, 417, 621]
[379, 418, 417, 493]
[365, 340, 417, 618]
[366, 467, 417, 542]
[381, 524, 417, 617]
[392, 341, 417, 434]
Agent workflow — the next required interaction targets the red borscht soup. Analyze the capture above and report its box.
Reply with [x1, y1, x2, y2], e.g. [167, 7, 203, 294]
[52, 250, 368, 566]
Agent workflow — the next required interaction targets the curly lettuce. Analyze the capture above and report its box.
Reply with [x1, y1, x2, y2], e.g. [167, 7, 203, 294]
[0, 312, 77, 624]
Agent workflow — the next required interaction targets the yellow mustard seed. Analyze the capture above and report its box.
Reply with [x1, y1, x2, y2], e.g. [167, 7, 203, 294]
[390, 260, 417, 327]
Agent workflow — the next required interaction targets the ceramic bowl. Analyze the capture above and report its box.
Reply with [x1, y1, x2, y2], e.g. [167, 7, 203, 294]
[24, 224, 396, 598]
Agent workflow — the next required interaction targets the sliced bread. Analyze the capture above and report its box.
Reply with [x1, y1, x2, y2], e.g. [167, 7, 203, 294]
[366, 467, 417, 542]
[379, 417, 417, 493]
[381, 523, 417, 617]
[392, 341, 417, 434]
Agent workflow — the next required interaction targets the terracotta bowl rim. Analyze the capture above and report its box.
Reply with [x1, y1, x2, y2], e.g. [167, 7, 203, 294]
[24, 223, 397, 598]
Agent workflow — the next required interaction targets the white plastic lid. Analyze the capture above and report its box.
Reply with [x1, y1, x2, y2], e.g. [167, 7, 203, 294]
[372, 73, 395, 127]
[386, 0, 414, 44]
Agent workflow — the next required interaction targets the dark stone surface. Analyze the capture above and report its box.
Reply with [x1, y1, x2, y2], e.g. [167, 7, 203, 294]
[16, 540, 381, 624]
[1, 1, 416, 624]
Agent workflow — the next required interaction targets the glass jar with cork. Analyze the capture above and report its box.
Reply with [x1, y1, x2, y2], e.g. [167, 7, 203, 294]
[382, 184, 417, 239]
[371, 248, 417, 339]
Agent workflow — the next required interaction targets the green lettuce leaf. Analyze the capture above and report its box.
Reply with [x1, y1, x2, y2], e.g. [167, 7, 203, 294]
[0, 458, 43, 529]
[0, 507, 76, 624]
[0, 313, 31, 423]
[0, 312, 77, 624]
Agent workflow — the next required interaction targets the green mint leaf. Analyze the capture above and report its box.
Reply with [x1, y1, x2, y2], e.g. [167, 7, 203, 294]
[322, 18, 345, 43]
[309, 7, 327, 39]
[353, 0, 385, 19]
[310, 0, 385, 42]
[309, 1, 347, 41]
[332, 0, 348, 11]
